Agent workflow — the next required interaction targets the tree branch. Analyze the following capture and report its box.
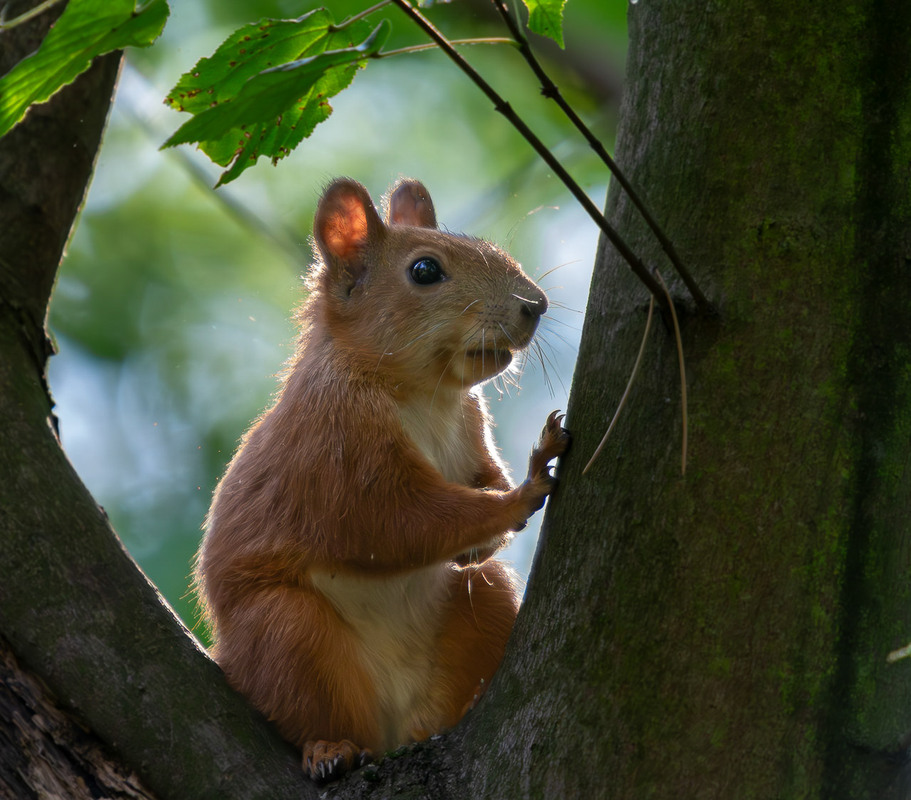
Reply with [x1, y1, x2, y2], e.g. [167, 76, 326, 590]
[490, 0, 713, 314]
[388, 0, 671, 310]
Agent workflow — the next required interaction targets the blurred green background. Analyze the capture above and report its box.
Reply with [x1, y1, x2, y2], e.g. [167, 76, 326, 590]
[47, 0, 628, 643]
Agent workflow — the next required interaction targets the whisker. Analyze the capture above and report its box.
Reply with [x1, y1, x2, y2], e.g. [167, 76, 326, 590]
[545, 299, 583, 315]
[510, 292, 547, 311]
[538, 317, 581, 338]
[501, 350, 522, 386]
[460, 298, 483, 316]
[430, 365, 450, 408]
[480, 327, 488, 378]
[522, 339, 553, 395]
[496, 320, 519, 348]
[533, 340, 564, 396]
[536, 260, 579, 282]
[528, 337, 553, 374]
[536, 323, 576, 351]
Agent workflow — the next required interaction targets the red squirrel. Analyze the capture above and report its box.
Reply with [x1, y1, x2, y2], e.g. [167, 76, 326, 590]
[195, 178, 569, 782]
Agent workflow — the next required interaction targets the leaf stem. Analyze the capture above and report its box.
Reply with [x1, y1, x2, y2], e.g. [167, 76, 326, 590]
[0, 0, 63, 30]
[490, 0, 712, 313]
[388, 0, 670, 310]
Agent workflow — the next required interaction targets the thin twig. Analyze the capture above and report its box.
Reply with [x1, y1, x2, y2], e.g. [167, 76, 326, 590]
[490, 0, 711, 313]
[654, 269, 688, 475]
[582, 293, 655, 475]
[0, 0, 63, 29]
[388, 0, 670, 310]
[377, 38, 518, 58]
[332, 0, 393, 30]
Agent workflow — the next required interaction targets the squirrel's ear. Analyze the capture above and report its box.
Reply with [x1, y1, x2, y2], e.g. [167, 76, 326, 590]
[386, 179, 437, 229]
[314, 179, 385, 290]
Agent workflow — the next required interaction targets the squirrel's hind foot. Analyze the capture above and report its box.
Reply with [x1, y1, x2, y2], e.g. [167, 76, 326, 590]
[303, 739, 372, 784]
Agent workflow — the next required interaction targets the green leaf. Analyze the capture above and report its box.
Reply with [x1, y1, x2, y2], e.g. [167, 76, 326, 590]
[0, 0, 169, 139]
[163, 11, 388, 187]
[523, 0, 567, 48]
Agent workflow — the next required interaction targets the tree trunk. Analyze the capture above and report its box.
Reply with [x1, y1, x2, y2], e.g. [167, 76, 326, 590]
[3, 1, 911, 798]
[455, 1, 911, 797]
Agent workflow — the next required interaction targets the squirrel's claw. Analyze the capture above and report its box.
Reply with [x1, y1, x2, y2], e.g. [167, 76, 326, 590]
[529, 410, 571, 478]
[303, 739, 373, 785]
[511, 410, 570, 526]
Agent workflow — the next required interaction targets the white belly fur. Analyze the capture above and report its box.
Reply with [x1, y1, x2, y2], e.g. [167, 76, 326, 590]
[309, 565, 451, 750]
[397, 393, 479, 485]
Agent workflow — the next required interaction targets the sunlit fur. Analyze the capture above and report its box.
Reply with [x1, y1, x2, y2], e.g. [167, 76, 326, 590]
[195, 178, 565, 781]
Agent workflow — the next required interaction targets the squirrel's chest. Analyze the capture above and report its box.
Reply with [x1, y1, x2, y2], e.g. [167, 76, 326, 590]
[397, 398, 477, 485]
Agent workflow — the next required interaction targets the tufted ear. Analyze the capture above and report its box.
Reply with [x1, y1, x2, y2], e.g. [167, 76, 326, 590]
[314, 179, 385, 291]
[386, 179, 437, 229]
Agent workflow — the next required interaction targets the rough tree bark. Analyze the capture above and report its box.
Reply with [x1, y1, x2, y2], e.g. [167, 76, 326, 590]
[2, 1, 910, 799]
[468, 1, 911, 797]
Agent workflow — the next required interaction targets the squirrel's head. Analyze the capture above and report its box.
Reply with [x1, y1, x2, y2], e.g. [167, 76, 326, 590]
[308, 178, 547, 394]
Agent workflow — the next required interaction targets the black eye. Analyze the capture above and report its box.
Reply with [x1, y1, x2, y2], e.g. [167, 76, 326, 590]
[409, 257, 445, 285]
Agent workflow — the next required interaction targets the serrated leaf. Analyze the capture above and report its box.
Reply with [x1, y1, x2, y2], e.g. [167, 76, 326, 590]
[163, 11, 387, 186]
[210, 62, 358, 187]
[523, 0, 566, 48]
[164, 9, 343, 115]
[0, 0, 169, 138]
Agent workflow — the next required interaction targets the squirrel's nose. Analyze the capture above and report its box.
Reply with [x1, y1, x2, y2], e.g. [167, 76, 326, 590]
[518, 290, 548, 319]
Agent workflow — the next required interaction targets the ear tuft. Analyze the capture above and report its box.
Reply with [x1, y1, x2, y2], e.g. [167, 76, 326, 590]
[386, 179, 437, 229]
[314, 179, 384, 289]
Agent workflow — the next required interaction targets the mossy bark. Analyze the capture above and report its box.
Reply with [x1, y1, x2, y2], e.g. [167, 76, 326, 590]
[452, 1, 911, 798]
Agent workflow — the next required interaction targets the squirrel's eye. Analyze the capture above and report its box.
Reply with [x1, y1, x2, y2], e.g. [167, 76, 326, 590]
[409, 257, 444, 286]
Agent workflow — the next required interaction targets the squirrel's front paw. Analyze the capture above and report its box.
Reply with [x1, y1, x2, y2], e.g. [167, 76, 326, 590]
[303, 739, 372, 784]
[529, 410, 571, 478]
[510, 411, 570, 527]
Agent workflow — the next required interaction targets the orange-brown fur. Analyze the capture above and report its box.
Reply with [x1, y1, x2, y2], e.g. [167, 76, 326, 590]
[195, 178, 568, 782]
